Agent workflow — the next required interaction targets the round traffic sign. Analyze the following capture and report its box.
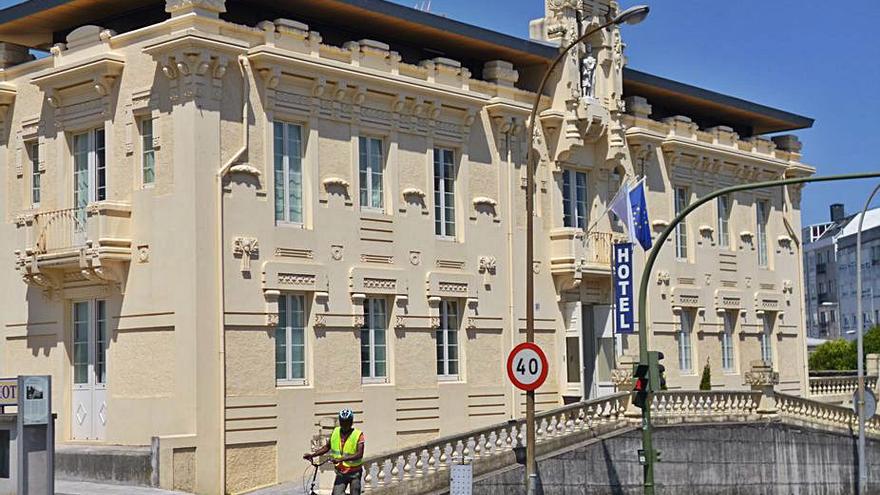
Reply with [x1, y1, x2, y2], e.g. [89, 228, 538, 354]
[852, 388, 877, 418]
[507, 342, 549, 391]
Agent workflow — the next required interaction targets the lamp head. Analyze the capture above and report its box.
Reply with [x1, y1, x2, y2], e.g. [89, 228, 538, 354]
[613, 5, 650, 26]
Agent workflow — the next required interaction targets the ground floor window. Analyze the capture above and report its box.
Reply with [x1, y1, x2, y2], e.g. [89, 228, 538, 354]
[436, 300, 459, 379]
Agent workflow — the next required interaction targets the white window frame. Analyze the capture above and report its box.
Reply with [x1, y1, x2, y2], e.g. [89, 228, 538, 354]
[756, 199, 769, 267]
[721, 311, 736, 373]
[678, 309, 693, 373]
[361, 298, 388, 383]
[761, 313, 774, 366]
[562, 169, 588, 229]
[73, 128, 107, 205]
[276, 294, 307, 386]
[29, 141, 40, 207]
[274, 121, 304, 225]
[358, 136, 384, 211]
[72, 299, 108, 387]
[141, 117, 156, 187]
[434, 147, 456, 239]
[717, 195, 731, 248]
[436, 300, 460, 380]
[674, 187, 689, 261]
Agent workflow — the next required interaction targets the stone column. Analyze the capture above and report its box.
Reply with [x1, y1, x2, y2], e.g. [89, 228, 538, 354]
[745, 360, 780, 415]
[868, 354, 879, 395]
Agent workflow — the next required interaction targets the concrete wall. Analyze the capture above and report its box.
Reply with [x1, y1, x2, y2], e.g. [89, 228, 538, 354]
[474, 423, 880, 495]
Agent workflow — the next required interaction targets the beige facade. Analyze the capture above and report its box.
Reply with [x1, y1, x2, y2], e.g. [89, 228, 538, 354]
[0, 0, 814, 493]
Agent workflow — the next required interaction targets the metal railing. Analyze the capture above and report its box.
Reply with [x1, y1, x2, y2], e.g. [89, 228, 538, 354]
[584, 231, 616, 266]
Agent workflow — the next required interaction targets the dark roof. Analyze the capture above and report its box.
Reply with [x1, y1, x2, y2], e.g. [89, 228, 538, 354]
[0, 0, 813, 136]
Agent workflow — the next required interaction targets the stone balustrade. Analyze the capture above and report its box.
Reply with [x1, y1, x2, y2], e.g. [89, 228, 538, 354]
[356, 388, 880, 494]
[809, 373, 878, 400]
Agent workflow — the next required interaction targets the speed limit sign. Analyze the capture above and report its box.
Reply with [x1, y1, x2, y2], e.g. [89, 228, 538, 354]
[507, 342, 548, 391]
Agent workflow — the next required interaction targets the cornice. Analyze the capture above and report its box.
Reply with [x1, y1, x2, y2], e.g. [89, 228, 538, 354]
[30, 54, 124, 94]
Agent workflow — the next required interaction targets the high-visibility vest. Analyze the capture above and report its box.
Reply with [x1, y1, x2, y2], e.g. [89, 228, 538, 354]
[330, 427, 363, 470]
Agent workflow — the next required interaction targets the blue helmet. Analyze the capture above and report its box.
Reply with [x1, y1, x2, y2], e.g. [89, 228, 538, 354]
[339, 408, 354, 421]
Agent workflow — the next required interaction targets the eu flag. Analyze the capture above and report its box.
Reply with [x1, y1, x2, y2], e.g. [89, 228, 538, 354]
[628, 180, 652, 251]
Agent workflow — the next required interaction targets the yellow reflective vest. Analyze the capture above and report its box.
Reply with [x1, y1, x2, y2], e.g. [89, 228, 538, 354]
[329, 427, 363, 471]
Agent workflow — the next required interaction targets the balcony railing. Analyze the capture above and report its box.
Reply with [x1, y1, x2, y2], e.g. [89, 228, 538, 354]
[549, 229, 621, 278]
[809, 371, 878, 401]
[14, 202, 132, 289]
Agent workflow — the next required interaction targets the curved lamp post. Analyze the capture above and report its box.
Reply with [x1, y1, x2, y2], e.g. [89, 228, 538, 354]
[523, 5, 649, 494]
[855, 182, 880, 495]
[636, 171, 880, 494]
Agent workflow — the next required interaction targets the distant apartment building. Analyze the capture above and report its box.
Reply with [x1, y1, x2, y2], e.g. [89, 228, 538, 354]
[804, 205, 880, 339]
[0, 0, 815, 492]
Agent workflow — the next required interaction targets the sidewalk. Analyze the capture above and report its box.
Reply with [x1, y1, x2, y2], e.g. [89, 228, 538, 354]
[56, 480, 191, 495]
[246, 481, 308, 495]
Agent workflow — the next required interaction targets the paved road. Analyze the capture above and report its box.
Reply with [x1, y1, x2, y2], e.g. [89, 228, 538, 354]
[246, 481, 308, 495]
[56, 480, 191, 495]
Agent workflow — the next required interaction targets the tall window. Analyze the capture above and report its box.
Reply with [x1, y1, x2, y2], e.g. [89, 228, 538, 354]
[717, 195, 731, 248]
[274, 122, 303, 224]
[73, 128, 107, 205]
[436, 300, 459, 378]
[761, 313, 774, 366]
[434, 148, 456, 238]
[721, 311, 736, 373]
[562, 169, 587, 228]
[674, 187, 689, 260]
[359, 137, 384, 210]
[678, 309, 693, 373]
[756, 200, 769, 267]
[361, 298, 387, 381]
[28, 141, 40, 206]
[141, 118, 156, 186]
[276, 294, 306, 384]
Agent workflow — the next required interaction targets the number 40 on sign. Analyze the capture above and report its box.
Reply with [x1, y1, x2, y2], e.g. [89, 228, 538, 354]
[506, 342, 549, 391]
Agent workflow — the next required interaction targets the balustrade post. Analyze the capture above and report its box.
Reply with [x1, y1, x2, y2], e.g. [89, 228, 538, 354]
[744, 360, 779, 416]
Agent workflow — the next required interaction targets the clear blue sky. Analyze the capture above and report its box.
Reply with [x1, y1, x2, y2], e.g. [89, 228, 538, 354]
[2, 0, 877, 224]
[393, 0, 880, 225]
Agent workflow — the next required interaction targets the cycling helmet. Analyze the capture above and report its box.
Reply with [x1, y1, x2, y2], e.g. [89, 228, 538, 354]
[338, 408, 354, 421]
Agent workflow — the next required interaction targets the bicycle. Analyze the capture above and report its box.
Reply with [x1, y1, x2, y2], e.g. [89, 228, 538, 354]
[303, 457, 330, 495]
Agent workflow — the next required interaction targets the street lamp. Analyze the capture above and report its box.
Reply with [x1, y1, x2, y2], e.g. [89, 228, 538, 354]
[855, 182, 879, 495]
[522, 5, 649, 494]
[635, 171, 880, 495]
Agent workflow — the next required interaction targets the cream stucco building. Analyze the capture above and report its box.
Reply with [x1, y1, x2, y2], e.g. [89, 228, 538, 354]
[0, 0, 815, 493]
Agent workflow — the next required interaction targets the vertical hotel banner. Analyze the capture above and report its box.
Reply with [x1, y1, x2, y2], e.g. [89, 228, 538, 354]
[613, 242, 634, 334]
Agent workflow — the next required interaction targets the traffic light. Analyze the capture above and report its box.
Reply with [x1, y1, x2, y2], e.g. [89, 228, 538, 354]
[648, 351, 667, 392]
[632, 363, 650, 409]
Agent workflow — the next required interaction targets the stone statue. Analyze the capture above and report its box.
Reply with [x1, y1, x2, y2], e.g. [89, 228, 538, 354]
[581, 51, 596, 98]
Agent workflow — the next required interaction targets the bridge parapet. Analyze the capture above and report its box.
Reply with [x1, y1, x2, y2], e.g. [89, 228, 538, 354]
[360, 390, 880, 494]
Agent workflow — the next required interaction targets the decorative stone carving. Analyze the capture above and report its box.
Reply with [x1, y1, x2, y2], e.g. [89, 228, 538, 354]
[472, 197, 498, 208]
[278, 273, 316, 287]
[656, 271, 670, 286]
[232, 236, 259, 272]
[331, 245, 344, 261]
[478, 257, 497, 275]
[409, 251, 421, 266]
[267, 313, 279, 327]
[165, 0, 227, 17]
[745, 360, 779, 415]
[323, 177, 350, 189]
[137, 245, 150, 264]
[229, 164, 261, 178]
[580, 45, 597, 99]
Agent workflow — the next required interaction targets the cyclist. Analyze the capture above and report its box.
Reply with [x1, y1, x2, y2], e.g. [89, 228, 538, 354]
[303, 408, 365, 495]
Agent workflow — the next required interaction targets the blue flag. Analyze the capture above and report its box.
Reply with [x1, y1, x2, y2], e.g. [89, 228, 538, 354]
[628, 179, 652, 251]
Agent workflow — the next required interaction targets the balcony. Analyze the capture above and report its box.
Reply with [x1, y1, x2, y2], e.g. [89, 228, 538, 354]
[14, 202, 132, 292]
[549, 229, 621, 291]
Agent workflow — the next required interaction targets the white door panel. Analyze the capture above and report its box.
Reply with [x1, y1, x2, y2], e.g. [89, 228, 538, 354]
[71, 300, 107, 441]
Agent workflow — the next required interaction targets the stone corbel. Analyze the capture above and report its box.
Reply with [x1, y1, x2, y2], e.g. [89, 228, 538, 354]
[351, 293, 366, 327]
[258, 66, 281, 89]
[427, 296, 441, 329]
[312, 77, 327, 98]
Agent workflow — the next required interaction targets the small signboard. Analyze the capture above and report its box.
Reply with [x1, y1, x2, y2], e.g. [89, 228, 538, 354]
[852, 388, 877, 418]
[613, 242, 635, 334]
[450, 462, 473, 495]
[0, 378, 17, 407]
[21, 376, 49, 426]
[507, 342, 548, 392]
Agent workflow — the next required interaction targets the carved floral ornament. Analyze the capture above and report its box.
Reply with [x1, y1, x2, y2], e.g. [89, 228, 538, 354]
[232, 236, 259, 272]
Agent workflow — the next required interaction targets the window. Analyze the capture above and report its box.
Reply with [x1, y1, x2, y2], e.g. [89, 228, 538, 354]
[674, 187, 689, 260]
[274, 122, 304, 224]
[756, 200, 769, 267]
[434, 148, 456, 238]
[761, 314, 774, 366]
[361, 298, 387, 381]
[562, 169, 587, 228]
[678, 310, 693, 373]
[717, 195, 731, 248]
[721, 311, 736, 373]
[141, 118, 156, 186]
[29, 141, 40, 206]
[436, 300, 459, 378]
[359, 136, 384, 210]
[276, 294, 306, 383]
[73, 128, 107, 206]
